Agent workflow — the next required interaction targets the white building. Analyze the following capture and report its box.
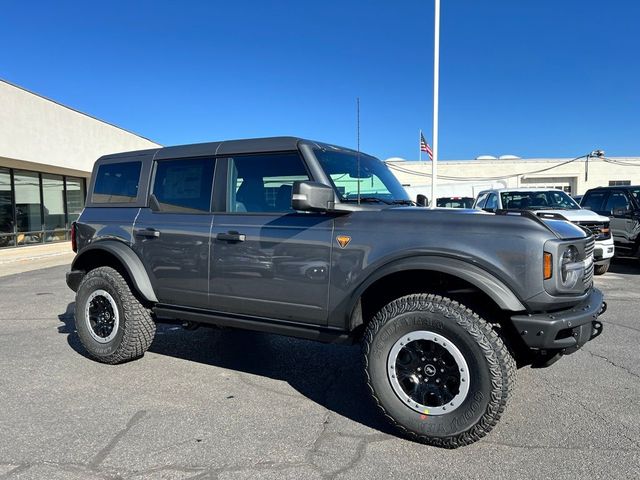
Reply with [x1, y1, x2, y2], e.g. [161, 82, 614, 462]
[0, 80, 160, 248]
[386, 155, 640, 200]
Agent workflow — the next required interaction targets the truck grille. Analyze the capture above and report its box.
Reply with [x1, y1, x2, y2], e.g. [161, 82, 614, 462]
[583, 237, 595, 288]
[577, 221, 611, 240]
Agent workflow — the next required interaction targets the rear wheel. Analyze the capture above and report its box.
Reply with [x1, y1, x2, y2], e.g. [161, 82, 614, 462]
[75, 266, 155, 364]
[362, 294, 516, 448]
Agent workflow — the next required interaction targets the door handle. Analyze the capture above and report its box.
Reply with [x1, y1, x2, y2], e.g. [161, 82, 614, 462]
[217, 231, 246, 242]
[134, 228, 160, 238]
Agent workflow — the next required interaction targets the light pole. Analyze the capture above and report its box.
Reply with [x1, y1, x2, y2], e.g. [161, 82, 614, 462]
[430, 0, 440, 208]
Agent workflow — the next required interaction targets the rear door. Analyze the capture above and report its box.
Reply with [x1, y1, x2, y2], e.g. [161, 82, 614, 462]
[133, 156, 216, 308]
[209, 152, 334, 325]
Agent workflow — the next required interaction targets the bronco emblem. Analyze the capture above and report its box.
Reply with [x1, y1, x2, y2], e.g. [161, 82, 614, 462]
[336, 235, 351, 248]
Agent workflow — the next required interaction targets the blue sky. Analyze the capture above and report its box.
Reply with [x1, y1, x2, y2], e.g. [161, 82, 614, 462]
[1, 0, 638, 160]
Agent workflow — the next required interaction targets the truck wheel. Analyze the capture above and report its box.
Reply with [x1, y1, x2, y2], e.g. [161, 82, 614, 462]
[75, 266, 155, 364]
[594, 262, 609, 275]
[362, 294, 516, 448]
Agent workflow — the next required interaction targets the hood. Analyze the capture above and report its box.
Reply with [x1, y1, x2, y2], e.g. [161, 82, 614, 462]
[535, 209, 610, 223]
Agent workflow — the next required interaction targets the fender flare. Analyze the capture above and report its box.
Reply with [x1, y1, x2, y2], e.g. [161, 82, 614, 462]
[348, 255, 526, 318]
[71, 240, 158, 303]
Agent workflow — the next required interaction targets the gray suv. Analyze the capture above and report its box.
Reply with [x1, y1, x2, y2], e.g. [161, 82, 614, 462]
[66, 137, 606, 448]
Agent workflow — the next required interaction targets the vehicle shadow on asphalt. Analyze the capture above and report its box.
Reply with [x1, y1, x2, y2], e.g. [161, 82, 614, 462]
[58, 302, 395, 436]
[609, 257, 639, 275]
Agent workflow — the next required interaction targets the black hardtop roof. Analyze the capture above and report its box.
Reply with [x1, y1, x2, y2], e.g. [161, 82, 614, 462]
[98, 136, 362, 162]
[587, 185, 640, 191]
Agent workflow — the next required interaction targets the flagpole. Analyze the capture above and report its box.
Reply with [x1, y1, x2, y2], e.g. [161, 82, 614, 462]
[430, 0, 440, 209]
[419, 129, 422, 162]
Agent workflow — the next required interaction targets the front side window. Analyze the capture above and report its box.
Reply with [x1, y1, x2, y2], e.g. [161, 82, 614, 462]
[153, 158, 215, 213]
[604, 191, 630, 214]
[92, 161, 141, 204]
[314, 148, 409, 203]
[226, 153, 310, 213]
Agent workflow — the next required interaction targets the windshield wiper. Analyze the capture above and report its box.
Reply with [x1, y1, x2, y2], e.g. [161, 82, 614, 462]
[343, 197, 393, 204]
[390, 199, 418, 206]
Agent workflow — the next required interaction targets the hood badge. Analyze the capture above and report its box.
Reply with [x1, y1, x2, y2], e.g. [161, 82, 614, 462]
[336, 235, 351, 248]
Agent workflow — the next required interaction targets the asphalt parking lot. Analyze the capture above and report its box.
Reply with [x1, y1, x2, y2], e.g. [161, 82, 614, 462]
[0, 260, 639, 480]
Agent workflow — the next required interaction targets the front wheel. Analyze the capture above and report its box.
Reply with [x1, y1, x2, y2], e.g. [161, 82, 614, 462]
[362, 294, 516, 448]
[594, 261, 610, 275]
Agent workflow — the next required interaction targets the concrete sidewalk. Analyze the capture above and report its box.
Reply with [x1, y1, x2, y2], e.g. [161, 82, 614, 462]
[0, 242, 74, 277]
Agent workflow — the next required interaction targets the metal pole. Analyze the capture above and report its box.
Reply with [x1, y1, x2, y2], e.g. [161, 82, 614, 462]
[419, 129, 422, 162]
[430, 0, 440, 208]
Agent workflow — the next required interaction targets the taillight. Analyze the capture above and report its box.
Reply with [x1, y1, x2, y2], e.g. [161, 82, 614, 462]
[71, 222, 77, 253]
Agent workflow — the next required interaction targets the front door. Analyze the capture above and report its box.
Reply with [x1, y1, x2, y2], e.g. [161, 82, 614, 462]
[210, 153, 333, 325]
[604, 190, 635, 251]
[133, 157, 216, 308]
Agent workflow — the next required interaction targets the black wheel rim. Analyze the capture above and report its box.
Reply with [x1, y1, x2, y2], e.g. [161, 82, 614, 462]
[84, 289, 119, 343]
[388, 331, 469, 415]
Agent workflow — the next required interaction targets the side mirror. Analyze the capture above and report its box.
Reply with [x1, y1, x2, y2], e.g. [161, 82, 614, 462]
[292, 181, 335, 212]
[416, 194, 429, 207]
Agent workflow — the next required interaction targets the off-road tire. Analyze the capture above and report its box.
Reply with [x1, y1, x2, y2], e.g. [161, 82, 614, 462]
[594, 262, 609, 275]
[362, 294, 516, 448]
[75, 266, 155, 364]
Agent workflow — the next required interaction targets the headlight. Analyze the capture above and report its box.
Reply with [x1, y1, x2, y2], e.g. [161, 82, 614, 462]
[560, 245, 582, 289]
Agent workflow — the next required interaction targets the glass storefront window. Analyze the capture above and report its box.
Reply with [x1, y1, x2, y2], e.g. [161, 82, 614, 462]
[42, 174, 67, 242]
[65, 176, 85, 224]
[0, 168, 15, 247]
[0, 167, 86, 248]
[14, 170, 43, 245]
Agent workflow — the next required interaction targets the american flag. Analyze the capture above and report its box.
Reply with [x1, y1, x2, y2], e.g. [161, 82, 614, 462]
[420, 133, 433, 161]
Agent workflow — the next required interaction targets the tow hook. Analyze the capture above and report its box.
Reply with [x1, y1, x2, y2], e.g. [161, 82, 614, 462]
[598, 301, 607, 316]
[590, 320, 604, 341]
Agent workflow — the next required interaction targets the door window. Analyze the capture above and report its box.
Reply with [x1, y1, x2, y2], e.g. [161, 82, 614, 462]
[152, 158, 215, 213]
[604, 192, 630, 214]
[225, 153, 310, 213]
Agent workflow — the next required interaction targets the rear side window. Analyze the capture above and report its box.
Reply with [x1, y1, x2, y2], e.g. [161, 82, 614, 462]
[581, 191, 607, 212]
[152, 158, 215, 213]
[92, 161, 142, 204]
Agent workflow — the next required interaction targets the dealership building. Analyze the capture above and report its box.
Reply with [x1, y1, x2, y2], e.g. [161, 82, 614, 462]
[0, 80, 160, 248]
[386, 155, 640, 201]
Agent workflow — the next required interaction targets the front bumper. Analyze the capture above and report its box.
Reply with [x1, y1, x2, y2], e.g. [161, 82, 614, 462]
[594, 237, 615, 263]
[511, 288, 605, 353]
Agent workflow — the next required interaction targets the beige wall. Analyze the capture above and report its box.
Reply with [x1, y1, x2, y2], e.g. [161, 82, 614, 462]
[0, 80, 161, 178]
[387, 157, 640, 197]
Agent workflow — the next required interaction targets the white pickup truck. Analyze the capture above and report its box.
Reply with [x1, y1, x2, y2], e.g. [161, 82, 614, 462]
[474, 188, 615, 275]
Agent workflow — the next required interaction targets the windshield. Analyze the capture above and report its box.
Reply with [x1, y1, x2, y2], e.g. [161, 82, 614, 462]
[500, 190, 580, 210]
[313, 148, 410, 202]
